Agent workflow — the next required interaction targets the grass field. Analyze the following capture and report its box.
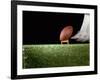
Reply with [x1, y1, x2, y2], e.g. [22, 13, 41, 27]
[23, 44, 89, 69]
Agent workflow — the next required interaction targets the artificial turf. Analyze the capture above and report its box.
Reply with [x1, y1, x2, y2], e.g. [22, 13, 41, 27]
[23, 44, 89, 69]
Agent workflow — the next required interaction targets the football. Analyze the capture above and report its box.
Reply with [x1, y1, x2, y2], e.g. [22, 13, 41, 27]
[60, 26, 73, 41]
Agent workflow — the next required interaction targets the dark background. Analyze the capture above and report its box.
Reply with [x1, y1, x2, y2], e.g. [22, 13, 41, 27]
[23, 11, 84, 44]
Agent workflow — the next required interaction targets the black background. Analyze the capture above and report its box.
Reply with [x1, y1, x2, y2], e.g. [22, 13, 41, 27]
[23, 11, 84, 44]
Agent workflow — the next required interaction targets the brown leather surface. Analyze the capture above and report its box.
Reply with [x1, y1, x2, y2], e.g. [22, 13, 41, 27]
[60, 26, 73, 41]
